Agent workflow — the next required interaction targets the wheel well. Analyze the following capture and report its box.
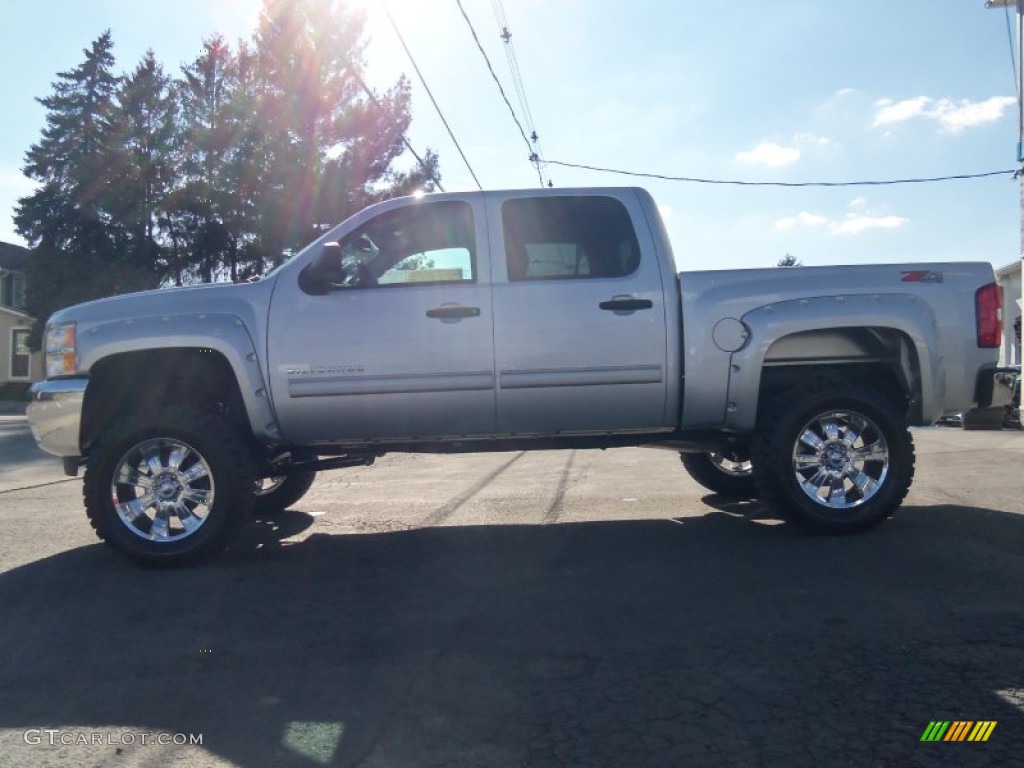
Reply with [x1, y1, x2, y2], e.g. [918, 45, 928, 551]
[758, 327, 922, 422]
[81, 349, 251, 453]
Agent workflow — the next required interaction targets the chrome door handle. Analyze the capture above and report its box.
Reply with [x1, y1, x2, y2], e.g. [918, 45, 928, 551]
[599, 298, 653, 312]
[426, 305, 481, 319]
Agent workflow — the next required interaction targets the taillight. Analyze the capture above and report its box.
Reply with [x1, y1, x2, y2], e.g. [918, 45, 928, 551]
[975, 282, 1002, 348]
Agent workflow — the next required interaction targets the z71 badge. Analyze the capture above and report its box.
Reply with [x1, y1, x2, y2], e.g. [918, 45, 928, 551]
[900, 270, 944, 283]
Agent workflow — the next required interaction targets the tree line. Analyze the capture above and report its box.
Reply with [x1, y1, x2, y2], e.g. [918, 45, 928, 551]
[15, 0, 440, 347]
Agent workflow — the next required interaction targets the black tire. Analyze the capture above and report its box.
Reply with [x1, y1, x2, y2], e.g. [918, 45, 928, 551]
[680, 451, 757, 498]
[752, 381, 915, 534]
[253, 471, 318, 517]
[83, 405, 255, 565]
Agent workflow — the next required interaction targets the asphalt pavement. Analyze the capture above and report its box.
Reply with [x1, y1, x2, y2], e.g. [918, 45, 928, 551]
[0, 414, 1022, 767]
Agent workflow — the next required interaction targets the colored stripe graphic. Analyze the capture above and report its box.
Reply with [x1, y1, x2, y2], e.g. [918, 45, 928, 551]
[921, 721, 950, 741]
[920, 720, 996, 742]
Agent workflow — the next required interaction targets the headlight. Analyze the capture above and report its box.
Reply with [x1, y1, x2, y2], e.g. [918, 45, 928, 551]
[45, 323, 77, 377]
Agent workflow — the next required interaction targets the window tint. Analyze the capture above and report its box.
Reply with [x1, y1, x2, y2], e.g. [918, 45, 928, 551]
[335, 201, 476, 288]
[502, 196, 641, 281]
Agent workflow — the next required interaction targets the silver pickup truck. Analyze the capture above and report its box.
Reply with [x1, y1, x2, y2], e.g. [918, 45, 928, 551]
[27, 187, 1010, 565]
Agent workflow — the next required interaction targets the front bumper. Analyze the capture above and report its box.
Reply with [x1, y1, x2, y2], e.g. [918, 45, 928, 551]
[974, 366, 1019, 409]
[27, 378, 87, 458]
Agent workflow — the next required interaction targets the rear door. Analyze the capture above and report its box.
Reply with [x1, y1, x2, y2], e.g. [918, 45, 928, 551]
[487, 191, 671, 435]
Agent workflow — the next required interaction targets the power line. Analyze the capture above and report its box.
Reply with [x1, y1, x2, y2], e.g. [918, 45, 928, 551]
[545, 159, 1017, 187]
[455, 0, 545, 187]
[490, 0, 537, 133]
[489, 0, 549, 185]
[382, 4, 483, 190]
[353, 72, 445, 192]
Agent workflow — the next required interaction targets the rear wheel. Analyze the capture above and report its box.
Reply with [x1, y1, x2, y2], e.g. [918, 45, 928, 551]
[752, 381, 914, 534]
[680, 451, 757, 497]
[83, 406, 255, 565]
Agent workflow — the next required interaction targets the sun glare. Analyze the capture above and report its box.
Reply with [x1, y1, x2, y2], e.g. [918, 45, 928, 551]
[360, 0, 443, 41]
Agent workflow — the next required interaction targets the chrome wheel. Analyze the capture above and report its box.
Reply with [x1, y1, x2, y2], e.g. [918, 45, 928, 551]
[111, 438, 215, 542]
[255, 476, 286, 495]
[679, 451, 757, 498]
[709, 452, 753, 477]
[792, 409, 889, 510]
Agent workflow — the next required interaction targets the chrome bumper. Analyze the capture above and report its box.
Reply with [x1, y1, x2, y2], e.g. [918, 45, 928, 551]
[27, 378, 87, 458]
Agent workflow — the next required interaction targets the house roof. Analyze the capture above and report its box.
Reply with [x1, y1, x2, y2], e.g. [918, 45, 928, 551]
[0, 241, 30, 272]
[995, 259, 1021, 279]
[0, 303, 33, 320]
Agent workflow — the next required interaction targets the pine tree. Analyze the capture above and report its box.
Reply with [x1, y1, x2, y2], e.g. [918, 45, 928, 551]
[15, 31, 159, 346]
[170, 36, 241, 283]
[105, 51, 178, 281]
[16, 4, 442, 328]
[251, 0, 441, 264]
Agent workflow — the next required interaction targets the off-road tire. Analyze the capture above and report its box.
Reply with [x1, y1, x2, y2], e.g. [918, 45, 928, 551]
[752, 381, 914, 534]
[254, 470, 318, 517]
[680, 452, 757, 498]
[83, 406, 255, 565]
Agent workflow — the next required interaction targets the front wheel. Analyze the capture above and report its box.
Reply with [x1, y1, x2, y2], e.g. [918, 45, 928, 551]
[254, 470, 318, 517]
[83, 406, 255, 565]
[752, 382, 915, 534]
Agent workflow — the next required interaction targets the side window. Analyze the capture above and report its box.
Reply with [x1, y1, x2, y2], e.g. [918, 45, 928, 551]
[502, 196, 641, 281]
[335, 200, 476, 288]
[10, 329, 30, 379]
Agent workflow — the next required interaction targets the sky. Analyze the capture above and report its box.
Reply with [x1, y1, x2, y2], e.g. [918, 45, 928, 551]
[1, 0, 1022, 274]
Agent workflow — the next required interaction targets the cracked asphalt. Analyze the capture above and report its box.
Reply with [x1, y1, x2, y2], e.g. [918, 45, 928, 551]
[0, 413, 1022, 767]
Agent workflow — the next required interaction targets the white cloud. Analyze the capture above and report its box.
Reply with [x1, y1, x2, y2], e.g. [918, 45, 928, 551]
[932, 96, 1017, 134]
[775, 212, 828, 231]
[659, 205, 673, 221]
[735, 142, 801, 168]
[774, 207, 909, 236]
[832, 214, 909, 236]
[872, 95, 1016, 134]
[794, 132, 831, 147]
[873, 96, 931, 127]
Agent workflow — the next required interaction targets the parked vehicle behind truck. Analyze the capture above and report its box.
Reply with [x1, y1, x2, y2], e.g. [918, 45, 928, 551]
[27, 187, 1010, 565]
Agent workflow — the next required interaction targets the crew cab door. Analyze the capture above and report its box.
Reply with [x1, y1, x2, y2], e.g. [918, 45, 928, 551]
[266, 198, 496, 444]
[487, 191, 671, 434]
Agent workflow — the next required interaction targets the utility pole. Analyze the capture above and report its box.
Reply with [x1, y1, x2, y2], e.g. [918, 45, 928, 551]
[986, 0, 1024, 366]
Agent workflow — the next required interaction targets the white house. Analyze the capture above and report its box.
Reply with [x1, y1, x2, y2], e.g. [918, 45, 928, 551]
[0, 241, 42, 393]
[996, 259, 1022, 368]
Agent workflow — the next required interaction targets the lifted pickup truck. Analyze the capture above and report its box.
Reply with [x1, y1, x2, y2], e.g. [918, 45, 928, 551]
[28, 187, 1009, 565]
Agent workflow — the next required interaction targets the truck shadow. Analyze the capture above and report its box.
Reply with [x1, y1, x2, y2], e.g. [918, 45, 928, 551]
[1, 505, 1022, 767]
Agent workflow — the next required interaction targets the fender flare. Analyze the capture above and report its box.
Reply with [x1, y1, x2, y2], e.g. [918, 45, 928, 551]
[78, 313, 281, 443]
[725, 293, 939, 431]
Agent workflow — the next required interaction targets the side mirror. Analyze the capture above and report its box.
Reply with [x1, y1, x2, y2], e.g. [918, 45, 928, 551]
[298, 242, 342, 296]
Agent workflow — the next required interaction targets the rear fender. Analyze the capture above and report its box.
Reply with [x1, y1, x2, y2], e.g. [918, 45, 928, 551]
[726, 294, 938, 431]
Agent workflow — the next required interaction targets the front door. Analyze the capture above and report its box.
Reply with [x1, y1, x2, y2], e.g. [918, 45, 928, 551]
[267, 198, 496, 444]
